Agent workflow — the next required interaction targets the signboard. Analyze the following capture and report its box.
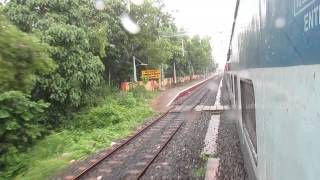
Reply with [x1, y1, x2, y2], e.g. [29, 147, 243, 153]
[141, 69, 161, 79]
[294, 0, 315, 16]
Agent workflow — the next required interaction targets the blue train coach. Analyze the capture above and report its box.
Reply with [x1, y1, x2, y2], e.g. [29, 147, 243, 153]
[224, 0, 320, 179]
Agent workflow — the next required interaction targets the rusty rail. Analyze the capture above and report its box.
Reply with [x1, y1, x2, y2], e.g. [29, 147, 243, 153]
[71, 107, 173, 180]
[70, 77, 210, 180]
[135, 121, 184, 179]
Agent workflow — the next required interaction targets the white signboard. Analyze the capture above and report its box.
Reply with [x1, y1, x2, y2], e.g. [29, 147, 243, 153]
[294, 0, 315, 16]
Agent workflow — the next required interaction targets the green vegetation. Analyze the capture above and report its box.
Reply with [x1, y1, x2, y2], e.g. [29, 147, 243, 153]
[3, 0, 215, 117]
[193, 154, 218, 178]
[0, 15, 55, 93]
[192, 155, 208, 178]
[2, 91, 156, 179]
[0, 0, 216, 179]
[192, 167, 207, 177]
[200, 154, 210, 163]
[0, 14, 55, 176]
[4, 0, 108, 110]
[0, 91, 49, 168]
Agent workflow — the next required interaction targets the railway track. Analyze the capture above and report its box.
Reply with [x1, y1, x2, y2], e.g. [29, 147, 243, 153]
[64, 78, 214, 180]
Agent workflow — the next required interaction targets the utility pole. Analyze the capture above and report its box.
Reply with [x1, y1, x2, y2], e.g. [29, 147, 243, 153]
[192, 66, 194, 77]
[160, 64, 164, 88]
[158, 32, 186, 86]
[188, 60, 192, 79]
[133, 56, 137, 82]
[181, 39, 185, 57]
[173, 61, 177, 85]
[107, 43, 116, 86]
[108, 69, 111, 86]
[133, 55, 147, 82]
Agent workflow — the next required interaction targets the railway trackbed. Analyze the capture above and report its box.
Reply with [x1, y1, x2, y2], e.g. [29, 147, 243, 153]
[61, 79, 213, 180]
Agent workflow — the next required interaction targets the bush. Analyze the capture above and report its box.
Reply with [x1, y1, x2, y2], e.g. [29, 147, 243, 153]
[118, 92, 137, 107]
[82, 84, 115, 107]
[0, 15, 55, 94]
[130, 85, 155, 100]
[65, 91, 153, 131]
[0, 91, 49, 170]
[72, 99, 125, 129]
[0, 88, 155, 179]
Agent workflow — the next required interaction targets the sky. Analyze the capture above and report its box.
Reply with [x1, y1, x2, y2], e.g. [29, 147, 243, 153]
[162, 0, 236, 68]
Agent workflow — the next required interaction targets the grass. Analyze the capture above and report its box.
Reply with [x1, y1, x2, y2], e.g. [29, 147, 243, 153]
[193, 154, 218, 178]
[1, 89, 158, 180]
[200, 154, 210, 163]
[192, 167, 206, 177]
[191, 154, 209, 177]
[191, 154, 215, 178]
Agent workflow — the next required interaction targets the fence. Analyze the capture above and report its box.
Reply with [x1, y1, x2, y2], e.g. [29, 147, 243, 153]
[121, 75, 206, 91]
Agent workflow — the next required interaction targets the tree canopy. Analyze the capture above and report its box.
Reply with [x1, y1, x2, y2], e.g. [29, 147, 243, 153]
[0, 15, 53, 170]
[4, 0, 110, 108]
[0, 15, 55, 93]
[0, 0, 216, 177]
[1, 0, 216, 121]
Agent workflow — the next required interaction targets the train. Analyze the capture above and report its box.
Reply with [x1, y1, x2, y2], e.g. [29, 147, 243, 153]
[224, 0, 320, 179]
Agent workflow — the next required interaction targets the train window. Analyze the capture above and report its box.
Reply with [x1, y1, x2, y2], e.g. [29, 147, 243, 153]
[226, 74, 231, 91]
[234, 75, 238, 106]
[231, 75, 234, 93]
[240, 79, 257, 164]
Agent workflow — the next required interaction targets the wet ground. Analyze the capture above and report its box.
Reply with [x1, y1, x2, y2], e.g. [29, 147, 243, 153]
[141, 78, 221, 180]
[54, 75, 248, 180]
[216, 79, 247, 180]
[55, 77, 220, 180]
[150, 78, 208, 112]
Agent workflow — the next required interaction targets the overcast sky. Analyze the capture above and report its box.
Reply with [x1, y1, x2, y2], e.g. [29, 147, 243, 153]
[163, 0, 236, 68]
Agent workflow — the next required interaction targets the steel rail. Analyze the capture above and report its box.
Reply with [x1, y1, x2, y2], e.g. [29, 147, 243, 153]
[175, 76, 217, 106]
[191, 89, 211, 110]
[136, 81, 212, 179]
[175, 81, 210, 106]
[135, 121, 184, 179]
[70, 79, 211, 180]
[71, 107, 173, 180]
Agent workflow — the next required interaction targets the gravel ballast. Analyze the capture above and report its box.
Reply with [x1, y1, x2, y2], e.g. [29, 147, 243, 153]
[141, 78, 221, 180]
[216, 79, 248, 180]
[55, 77, 221, 180]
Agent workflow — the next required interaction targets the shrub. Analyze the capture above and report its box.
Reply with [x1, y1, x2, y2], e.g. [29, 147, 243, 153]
[67, 98, 122, 130]
[118, 92, 137, 107]
[0, 15, 55, 94]
[65, 91, 153, 131]
[130, 85, 152, 100]
[0, 91, 49, 169]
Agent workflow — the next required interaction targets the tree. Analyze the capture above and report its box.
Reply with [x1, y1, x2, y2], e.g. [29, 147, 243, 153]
[102, 0, 184, 83]
[4, 0, 108, 110]
[0, 15, 55, 93]
[185, 36, 214, 74]
[3, 0, 216, 111]
[0, 15, 53, 170]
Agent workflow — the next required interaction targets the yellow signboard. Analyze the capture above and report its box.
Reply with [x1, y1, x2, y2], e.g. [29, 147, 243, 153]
[141, 69, 161, 79]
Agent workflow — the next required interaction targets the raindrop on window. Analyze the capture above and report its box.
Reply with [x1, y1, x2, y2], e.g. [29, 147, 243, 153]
[95, 0, 105, 10]
[130, 0, 144, 6]
[120, 13, 141, 34]
[275, 18, 286, 29]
